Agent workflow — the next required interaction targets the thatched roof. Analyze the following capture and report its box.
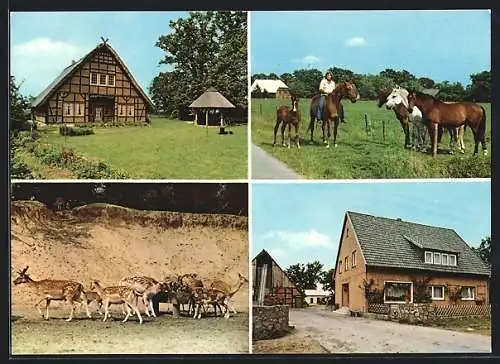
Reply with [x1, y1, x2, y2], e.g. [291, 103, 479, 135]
[189, 87, 235, 109]
[31, 41, 154, 109]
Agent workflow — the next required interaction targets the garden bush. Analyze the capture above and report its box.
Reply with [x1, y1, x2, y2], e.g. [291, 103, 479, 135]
[59, 125, 94, 136]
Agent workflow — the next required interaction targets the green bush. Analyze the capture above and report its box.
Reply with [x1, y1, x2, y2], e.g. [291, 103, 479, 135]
[444, 155, 491, 178]
[10, 150, 34, 179]
[59, 125, 94, 136]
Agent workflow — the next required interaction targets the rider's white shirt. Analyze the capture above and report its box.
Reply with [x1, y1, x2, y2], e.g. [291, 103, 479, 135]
[319, 79, 336, 94]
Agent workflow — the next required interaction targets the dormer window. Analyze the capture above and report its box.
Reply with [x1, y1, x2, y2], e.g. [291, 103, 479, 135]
[425, 251, 433, 263]
[424, 250, 456, 266]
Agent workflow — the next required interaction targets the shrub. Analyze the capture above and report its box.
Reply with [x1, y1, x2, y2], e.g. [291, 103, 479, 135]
[10, 150, 34, 179]
[444, 155, 491, 178]
[59, 125, 94, 136]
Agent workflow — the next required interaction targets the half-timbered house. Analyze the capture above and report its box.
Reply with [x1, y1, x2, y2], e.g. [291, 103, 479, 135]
[31, 39, 154, 124]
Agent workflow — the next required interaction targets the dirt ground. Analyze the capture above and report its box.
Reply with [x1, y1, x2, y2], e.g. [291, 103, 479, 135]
[254, 307, 491, 354]
[253, 328, 329, 354]
[10, 201, 249, 355]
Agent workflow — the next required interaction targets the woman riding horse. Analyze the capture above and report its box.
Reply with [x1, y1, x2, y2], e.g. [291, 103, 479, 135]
[317, 71, 345, 124]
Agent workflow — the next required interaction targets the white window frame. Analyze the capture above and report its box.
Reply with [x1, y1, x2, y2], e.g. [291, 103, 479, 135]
[352, 251, 356, 267]
[448, 254, 457, 266]
[433, 252, 441, 265]
[460, 286, 475, 301]
[428, 285, 445, 301]
[90, 73, 98, 85]
[425, 251, 433, 264]
[383, 281, 413, 304]
[442, 254, 448, 265]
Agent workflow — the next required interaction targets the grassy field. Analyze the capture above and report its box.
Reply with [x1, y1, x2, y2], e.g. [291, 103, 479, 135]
[33, 117, 247, 179]
[432, 316, 491, 336]
[251, 98, 491, 179]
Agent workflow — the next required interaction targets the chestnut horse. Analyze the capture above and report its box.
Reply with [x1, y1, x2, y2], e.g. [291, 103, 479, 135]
[407, 91, 487, 157]
[273, 95, 301, 149]
[307, 82, 360, 148]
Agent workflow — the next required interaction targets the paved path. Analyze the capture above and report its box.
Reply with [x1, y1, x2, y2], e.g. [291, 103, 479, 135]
[289, 307, 491, 354]
[251, 144, 302, 179]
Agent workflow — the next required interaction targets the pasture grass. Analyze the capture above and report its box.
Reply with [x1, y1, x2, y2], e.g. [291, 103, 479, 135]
[251, 98, 491, 179]
[38, 117, 248, 179]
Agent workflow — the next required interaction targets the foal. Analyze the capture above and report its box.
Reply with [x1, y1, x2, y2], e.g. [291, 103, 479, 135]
[273, 95, 301, 149]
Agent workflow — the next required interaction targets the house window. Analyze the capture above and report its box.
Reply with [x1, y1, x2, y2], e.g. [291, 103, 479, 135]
[427, 286, 445, 300]
[90, 73, 98, 85]
[344, 256, 348, 271]
[77, 104, 82, 116]
[461, 287, 475, 300]
[108, 74, 115, 86]
[384, 282, 413, 303]
[338, 261, 342, 275]
[99, 74, 107, 85]
[433, 252, 441, 265]
[425, 251, 433, 264]
[65, 103, 73, 116]
[352, 251, 356, 267]
[442, 254, 448, 265]
[310, 298, 313, 304]
[448, 254, 457, 266]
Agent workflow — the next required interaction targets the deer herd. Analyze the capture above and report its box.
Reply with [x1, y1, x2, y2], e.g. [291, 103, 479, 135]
[13, 266, 248, 324]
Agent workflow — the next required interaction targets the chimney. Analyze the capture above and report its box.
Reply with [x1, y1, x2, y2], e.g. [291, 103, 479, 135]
[71, 60, 76, 65]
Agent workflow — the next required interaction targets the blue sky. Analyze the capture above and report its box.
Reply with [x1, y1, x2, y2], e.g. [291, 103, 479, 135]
[10, 11, 189, 97]
[251, 10, 491, 86]
[252, 181, 491, 271]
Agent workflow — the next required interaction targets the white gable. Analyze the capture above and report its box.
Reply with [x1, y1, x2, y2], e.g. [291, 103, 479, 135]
[251, 79, 289, 93]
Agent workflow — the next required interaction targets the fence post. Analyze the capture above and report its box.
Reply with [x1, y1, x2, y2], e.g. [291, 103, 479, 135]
[382, 120, 386, 142]
[365, 113, 368, 135]
[259, 103, 262, 116]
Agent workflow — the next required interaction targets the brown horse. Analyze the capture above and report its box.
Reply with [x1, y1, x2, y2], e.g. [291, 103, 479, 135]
[308, 82, 360, 148]
[407, 91, 487, 157]
[273, 95, 301, 149]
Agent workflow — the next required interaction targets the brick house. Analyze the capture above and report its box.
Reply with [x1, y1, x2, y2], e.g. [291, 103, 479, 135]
[334, 211, 490, 312]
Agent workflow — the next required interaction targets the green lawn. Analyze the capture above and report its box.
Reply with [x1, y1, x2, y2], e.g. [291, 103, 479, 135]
[252, 98, 491, 179]
[38, 117, 248, 179]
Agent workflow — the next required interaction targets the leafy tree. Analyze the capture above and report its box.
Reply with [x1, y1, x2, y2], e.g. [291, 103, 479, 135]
[319, 268, 335, 293]
[10, 75, 30, 133]
[328, 66, 355, 83]
[472, 236, 491, 265]
[468, 71, 491, 102]
[285, 260, 324, 293]
[151, 11, 247, 117]
[292, 68, 323, 98]
[434, 81, 467, 101]
[418, 77, 435, 89]
[380, 68, 416, 86]
[280, 72, 294, 86]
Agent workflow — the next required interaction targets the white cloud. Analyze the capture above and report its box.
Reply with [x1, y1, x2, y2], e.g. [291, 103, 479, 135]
[263, 230, 334, 250]
[11, 38, 83, 96]
[345, 37, 366, 47]
[302, 55, 320, 63]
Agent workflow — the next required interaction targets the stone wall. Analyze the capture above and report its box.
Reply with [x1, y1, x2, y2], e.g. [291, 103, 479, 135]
[389, 303, 436, 324]
[253, 305, 289, 340]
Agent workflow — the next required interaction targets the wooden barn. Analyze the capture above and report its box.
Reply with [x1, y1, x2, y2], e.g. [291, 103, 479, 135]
[31, 39, 154, 124]
[252, 249, 301, 307]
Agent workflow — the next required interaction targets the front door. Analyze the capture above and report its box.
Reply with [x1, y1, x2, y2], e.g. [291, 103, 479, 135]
[342, 283, 349, 307]
[95, 107, 103, 121]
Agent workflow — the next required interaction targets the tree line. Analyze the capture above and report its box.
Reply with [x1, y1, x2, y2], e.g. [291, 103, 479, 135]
[252, 67, 491, 102]
[11, 183, 248, 216]
[149, 11, 247, 118]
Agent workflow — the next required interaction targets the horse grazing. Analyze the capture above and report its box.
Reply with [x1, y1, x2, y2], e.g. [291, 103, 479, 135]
[407, 91, 487, 157]
[273, 95, 301, 149]
[307, 81, 360, 148]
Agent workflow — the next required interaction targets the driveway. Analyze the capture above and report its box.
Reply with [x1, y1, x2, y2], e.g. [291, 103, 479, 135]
[289, 307, 491, 353]
[251, 144, 302, 179]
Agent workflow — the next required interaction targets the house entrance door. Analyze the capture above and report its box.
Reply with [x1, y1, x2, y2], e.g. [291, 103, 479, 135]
[95, 107, 103, 121]
[342, 283, 349, 307]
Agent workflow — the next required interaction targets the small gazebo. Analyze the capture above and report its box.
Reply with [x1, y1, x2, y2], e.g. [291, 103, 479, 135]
[189, 87, 235, 131]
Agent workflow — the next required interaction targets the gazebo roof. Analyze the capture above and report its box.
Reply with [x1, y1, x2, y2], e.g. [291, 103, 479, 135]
[189, 87, 235, 109]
